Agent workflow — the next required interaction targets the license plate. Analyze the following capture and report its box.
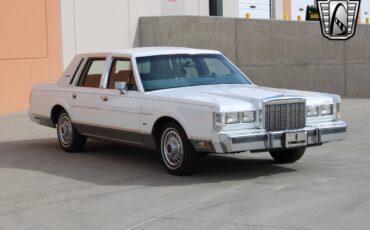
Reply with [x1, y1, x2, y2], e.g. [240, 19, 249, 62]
[285, 132, 308, 148]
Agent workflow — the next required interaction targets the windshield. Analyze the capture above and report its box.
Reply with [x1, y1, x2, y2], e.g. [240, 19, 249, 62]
[136, 54, 251, 91]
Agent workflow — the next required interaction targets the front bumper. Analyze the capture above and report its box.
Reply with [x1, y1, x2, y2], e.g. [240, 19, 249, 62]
[214, 121, 347, 154]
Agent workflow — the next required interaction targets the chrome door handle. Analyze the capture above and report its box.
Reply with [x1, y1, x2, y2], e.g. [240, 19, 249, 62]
[102, 96, 108, 102]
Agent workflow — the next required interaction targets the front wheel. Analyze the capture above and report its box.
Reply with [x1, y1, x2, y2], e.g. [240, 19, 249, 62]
[57, 111, 86, 152]
[159, 121, 199, 175]
[269, 148, 306, 163]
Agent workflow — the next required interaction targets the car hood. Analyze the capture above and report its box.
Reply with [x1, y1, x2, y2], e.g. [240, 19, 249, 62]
[147, 84, 339, 111]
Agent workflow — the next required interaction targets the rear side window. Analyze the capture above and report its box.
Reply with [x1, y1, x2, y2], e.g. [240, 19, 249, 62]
[77, 59, 105, 88]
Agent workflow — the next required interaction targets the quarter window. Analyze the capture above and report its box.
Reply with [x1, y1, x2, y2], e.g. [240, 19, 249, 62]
[70, 58, 84, 85]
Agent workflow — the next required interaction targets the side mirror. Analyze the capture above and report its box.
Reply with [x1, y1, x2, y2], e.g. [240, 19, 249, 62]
[115, 81, 127, 94]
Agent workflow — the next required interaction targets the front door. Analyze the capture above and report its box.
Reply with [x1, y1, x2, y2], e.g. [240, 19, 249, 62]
[95, 58, 144, 146]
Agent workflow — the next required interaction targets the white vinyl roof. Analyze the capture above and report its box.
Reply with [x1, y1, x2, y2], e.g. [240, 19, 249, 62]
[74, 47, 222, 59]
[111, 47, 221, 57]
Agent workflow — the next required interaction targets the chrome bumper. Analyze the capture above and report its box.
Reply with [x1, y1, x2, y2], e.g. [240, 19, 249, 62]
[216, 121, 347, 153]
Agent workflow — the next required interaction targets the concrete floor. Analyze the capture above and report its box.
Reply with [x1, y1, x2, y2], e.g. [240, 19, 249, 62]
[0, 99, 369, 230]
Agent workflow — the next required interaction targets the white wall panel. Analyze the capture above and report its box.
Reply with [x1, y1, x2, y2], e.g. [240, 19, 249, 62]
[272, 0, 284, 19]
[360, 2, 370, 23]
[198, 0, 210, 16]
[74, 0, 130, 54]
[185, 0, 199, 15]
[161, 0, 185, 15]
[239, 0, 270, 19]
[60, 0, 214, 69]
[129, 0, 161, 47]
[223, 0, 239, 18]
[60, 0, 76, 69]
[291, 0, 314, 21]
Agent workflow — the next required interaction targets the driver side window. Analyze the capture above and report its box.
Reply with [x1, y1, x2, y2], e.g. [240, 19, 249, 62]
[107, 59, 137, 91]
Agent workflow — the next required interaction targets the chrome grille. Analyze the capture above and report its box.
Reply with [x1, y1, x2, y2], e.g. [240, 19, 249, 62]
[264, 100, 306, 131]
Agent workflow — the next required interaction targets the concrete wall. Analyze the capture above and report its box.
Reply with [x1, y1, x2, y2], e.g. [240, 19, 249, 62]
[139, 16, 370, 97]
[60, 0, 209, 69]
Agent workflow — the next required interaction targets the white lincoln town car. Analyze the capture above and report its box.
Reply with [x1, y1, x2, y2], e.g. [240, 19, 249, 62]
[29, 47, 347, 175]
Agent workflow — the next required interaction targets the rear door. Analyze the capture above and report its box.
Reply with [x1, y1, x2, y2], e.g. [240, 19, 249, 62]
[69, 57, 108, 132]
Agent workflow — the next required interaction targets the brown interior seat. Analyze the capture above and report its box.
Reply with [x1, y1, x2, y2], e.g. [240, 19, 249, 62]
[108, 70, 132, 89]
[83, 74, 102, 88]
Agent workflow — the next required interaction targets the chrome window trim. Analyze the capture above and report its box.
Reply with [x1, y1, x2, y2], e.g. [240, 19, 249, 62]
[70, 58, 88, 86]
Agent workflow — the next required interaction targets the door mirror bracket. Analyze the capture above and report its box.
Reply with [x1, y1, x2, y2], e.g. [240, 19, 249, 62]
[115, 81, 128, 94]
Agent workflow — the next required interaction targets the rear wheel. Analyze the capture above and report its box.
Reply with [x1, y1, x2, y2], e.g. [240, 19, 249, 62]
[159, 121, 199, 175]
[269, 148, 306, 163]
[57, 111, 86, 152]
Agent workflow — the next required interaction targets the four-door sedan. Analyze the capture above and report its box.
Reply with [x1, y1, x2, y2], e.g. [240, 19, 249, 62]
[29, 47, 347, 175]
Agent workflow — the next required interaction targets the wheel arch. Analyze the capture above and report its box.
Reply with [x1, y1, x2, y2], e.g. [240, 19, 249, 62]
[152, 116, 189, 148]
[50, 105, 67, 125]
[49, 98, 72, 125]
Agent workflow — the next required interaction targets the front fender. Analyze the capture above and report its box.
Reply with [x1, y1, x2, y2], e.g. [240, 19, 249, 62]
[150, 109, 191, 137]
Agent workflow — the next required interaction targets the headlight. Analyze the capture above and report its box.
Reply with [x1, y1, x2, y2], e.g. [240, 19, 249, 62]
[226, 112, 239, 124]
[214, 111, 257, 129]
[242, 111, 256, 123]
[307, 105, 319, 117]
[320, 104, 333, 116]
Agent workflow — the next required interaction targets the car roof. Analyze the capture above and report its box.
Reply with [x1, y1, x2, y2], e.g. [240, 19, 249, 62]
[75, 47, 222, 59]
[111, 47, 221, 57]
